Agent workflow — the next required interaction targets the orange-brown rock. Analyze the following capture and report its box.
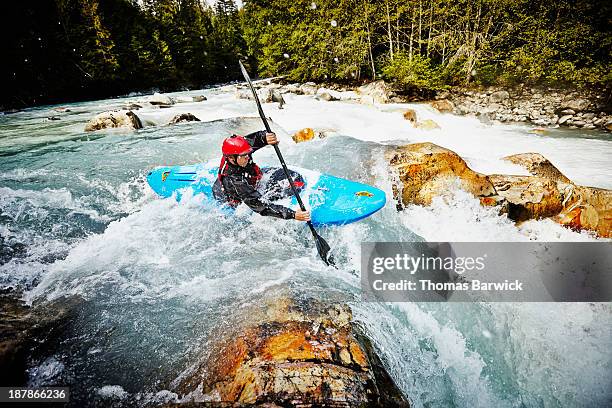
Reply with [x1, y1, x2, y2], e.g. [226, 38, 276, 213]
[488, 175, 564, 222]
[403, 109, 417, 124]
[174, 298, 408, 407]
[554, 184, 612, 237]
[430, 99, 454, 113]
[503, 153, 571, 183]
[387, 142, 496, 208]
[292, 128, 316, 143]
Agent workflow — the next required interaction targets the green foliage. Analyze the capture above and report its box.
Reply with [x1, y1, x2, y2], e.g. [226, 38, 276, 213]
[4, 0, 611, 109]
[381, 53, 444, 91]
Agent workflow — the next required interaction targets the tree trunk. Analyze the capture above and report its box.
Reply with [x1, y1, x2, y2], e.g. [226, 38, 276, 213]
[386, 1, 393, 60]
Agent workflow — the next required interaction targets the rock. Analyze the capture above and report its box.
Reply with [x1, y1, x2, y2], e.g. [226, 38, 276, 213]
[192, 95, 207, 102]
[403, 109, 417, 124]
[583, 124, 596, 130]
[0, 293, 31, 386]
[148, 92, 174, 106]
[604, 120, 612, 131]
[503, 153, 571, 183]
[123, 103, 142, 110]
[84, 110, 142, 132]
[271, 90, 286, 109]
[316, 92, 337, 102]
[284, 84, 303, 94]
[435, 90, 451, 100]
[554, 184, 612, 237]
[300, 82, 318, 95]
[357, 80, 392, 104]
[46, 116, 61, 121]
[168, 113, 201, 124]
[386, 142, 496, 208]
[489, 90, 510, 103]
[529, 128, 548, 135]
[582, 112, 596, 120]
[235, 89, 253, 100]
[572, 120, 586, 127]
[415, 119, 440, 130]
[560, 109, 576, 116]
[174, 297, 408, 406]
[489, 175, 564, 221]
[258, 88, 273, 103]
[430, 99, 455, 112]
[558, 115, 572, 125]
[561, 98, 590, 112]
[292, 128, 316, 143]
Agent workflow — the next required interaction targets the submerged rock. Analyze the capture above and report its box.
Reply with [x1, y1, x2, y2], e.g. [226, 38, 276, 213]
[415, 119, 440, 130]
[168, 113, 201, 124]
[84, 110, 142, 132]
[386, 142, 496, 208]
[174, 297, 408, 406]
[488, 175, 564, 222]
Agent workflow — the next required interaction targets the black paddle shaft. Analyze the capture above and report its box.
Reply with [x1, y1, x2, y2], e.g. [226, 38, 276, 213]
[238, 61, 334, 265]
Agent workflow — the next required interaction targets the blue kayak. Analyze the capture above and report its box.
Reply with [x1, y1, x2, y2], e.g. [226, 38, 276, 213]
[146, 163, 386, 226]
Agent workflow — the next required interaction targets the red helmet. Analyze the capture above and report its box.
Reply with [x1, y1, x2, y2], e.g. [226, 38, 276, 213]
[222, 135, 252, 155]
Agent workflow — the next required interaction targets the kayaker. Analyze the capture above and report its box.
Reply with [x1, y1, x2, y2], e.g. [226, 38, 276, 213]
[212, 131, 311, 221]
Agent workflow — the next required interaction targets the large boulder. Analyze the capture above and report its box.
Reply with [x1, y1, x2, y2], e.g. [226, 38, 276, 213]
[386, 142, 496, 208]
[168, 113, 201, 124]
[84, 110, 142, 132]
[430, 99, 455, 112]
[503, 153, 571, 183]
[174, 297, 408, 406]
[358, 80, 392, 104]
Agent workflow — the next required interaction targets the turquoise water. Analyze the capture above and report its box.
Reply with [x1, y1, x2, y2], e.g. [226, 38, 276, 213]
[1, 89, 611, 406]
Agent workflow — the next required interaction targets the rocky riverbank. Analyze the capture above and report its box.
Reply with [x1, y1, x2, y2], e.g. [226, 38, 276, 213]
[254, 79, 612, 132]
[446, 86, 612, 131]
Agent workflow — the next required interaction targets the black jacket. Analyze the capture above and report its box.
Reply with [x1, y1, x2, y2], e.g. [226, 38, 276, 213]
[212, 130, 296, 220]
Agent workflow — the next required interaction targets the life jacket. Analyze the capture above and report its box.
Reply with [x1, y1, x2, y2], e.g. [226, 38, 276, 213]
[217, 155, 263, 193]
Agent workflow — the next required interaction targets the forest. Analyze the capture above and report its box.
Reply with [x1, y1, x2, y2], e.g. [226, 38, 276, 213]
[4, 0, 611, 108]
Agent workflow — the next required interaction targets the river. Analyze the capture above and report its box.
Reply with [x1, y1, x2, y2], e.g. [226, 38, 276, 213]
[1, 85, 611, 407]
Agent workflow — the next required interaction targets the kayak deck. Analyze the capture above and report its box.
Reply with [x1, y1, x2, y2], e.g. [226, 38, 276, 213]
[147, 164, 386, 226]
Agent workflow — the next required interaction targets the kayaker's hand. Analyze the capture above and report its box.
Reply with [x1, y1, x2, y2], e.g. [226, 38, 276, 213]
[295, 210, 310, 221]
[266, 132, 279, 145]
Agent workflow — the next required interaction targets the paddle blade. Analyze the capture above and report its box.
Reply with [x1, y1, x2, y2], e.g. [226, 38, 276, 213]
[313, 230, 335, 267]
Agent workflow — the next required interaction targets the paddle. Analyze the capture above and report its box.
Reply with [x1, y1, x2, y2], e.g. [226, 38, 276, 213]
[238, 60, 335, 266]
